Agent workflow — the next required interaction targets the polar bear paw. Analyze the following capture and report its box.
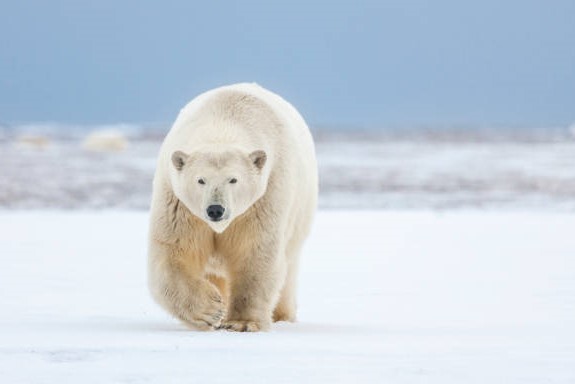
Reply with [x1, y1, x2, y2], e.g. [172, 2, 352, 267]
[185, 283, 227, 330]
[220, 319, 269, 332]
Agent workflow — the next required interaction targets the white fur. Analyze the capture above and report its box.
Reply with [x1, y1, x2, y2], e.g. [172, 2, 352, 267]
[148, 83, 318, 331]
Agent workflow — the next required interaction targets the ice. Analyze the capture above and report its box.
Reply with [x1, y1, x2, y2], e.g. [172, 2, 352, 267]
[1, 128, 575, 210]
[0, 210, 574, 383]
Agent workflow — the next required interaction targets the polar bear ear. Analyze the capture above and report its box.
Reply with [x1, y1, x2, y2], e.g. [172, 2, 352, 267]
[249, 150, 267, 170]
[171, 151, 189, 171]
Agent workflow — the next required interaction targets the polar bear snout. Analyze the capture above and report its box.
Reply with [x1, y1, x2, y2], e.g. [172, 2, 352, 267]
[206, 204, 226, 221]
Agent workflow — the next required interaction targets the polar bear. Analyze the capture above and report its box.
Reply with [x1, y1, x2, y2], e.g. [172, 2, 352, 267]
[148, 83, 318, 332]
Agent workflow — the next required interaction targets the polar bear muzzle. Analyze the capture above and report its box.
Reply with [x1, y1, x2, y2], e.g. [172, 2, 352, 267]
[206, 204, 225, 221]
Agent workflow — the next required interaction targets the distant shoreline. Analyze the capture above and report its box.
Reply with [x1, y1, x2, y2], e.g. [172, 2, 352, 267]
[1, 122, 572, 143]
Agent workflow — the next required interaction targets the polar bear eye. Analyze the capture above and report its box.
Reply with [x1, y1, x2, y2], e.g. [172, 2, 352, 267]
[198, 178, 206, 185]
[229, 178, 237, 184]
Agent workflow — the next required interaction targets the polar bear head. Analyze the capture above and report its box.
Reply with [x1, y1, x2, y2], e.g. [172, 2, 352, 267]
[169, 148, 268, 233]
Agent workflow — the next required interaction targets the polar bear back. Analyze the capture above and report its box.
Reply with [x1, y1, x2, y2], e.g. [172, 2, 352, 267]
[152, 83, 317, 241]
[157, 83, 317, 212]
[165, 83, 313, 161]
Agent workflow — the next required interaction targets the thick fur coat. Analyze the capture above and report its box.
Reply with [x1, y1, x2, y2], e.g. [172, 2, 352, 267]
[148, 83, 318, 331]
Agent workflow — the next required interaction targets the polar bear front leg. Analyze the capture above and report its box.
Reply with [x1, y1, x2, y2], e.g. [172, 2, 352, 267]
[148, 241, 226, 330]
[221, 246, 286, 332]
[273, 257, 299, 322]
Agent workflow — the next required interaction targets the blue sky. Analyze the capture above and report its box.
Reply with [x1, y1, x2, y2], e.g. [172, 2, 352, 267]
[1, 1, 574, 128]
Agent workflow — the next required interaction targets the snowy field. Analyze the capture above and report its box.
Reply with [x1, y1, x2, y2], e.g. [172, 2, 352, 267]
[2, 127, 575, 210]
[1, 211, 574, 383]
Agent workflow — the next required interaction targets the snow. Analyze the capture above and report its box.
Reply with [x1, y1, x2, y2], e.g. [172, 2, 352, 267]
[3, 131, 575, 210]
[1, 210, 574, 383]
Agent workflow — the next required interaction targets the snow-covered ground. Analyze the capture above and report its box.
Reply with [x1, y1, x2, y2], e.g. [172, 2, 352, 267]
[2, 129, 575, 210]
[1, 211, 574, 383]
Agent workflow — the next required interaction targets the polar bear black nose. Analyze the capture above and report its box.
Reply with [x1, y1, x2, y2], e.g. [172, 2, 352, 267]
[207, 205, 225, 221]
